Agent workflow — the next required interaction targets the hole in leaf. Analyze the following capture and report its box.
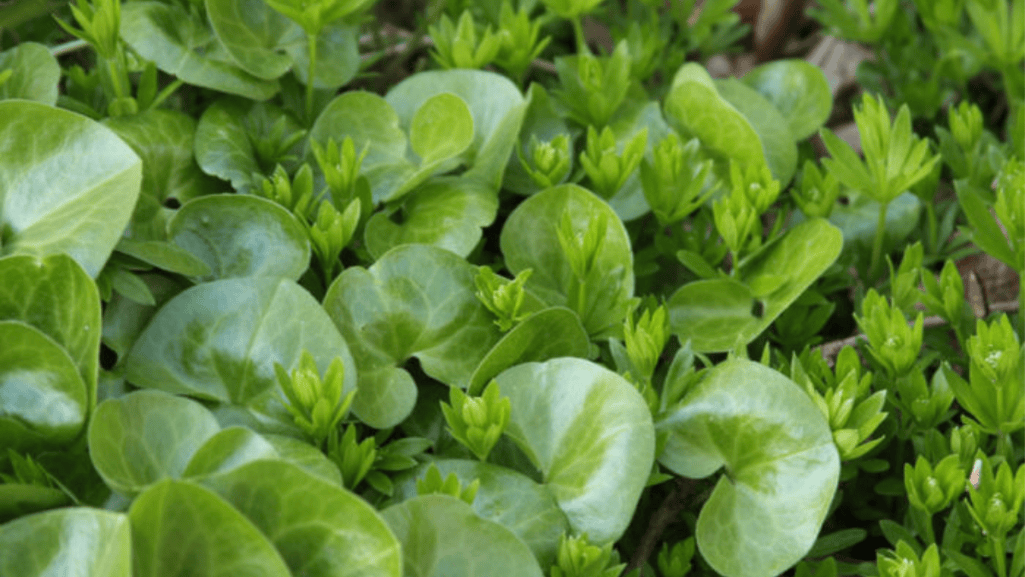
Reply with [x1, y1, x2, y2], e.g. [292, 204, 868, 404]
[163, 197, 181, 209]
[751, 300, 765, 318]
[388, 207, 407, 225]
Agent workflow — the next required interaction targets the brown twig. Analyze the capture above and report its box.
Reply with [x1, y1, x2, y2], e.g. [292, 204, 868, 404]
[622, 478, 697, 576]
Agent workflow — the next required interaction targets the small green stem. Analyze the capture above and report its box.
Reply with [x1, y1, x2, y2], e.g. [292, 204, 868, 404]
[869, 201, 890, 282]
[570, 17, 589, 56]
[911, 508, 936, 545]
[992, 534, 1008, 577]
[149, 79, 184, 110]
[923, 200, 938, 253]
[305, 32, 319, 125]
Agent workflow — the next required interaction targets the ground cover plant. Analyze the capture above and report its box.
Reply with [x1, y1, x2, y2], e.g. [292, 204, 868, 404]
[0, 0, 1022, 574]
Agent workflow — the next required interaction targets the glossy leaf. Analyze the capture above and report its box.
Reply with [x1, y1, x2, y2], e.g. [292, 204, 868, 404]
[656, 359, 839, 577]
[181, 426, 342, 484]
[364, 177, 498, 259]
[828, 191, 920, 253]
[494, 357, 655, 544]
[115, 238, 212, 277]
[742, 59, 832, 141]
[0, 321, 87, 451]
[120, 2, 279, 100]
[323, 244, 503, 428]
[715, 78, 797, 184]
[0, 254, 101, 407]
[309, 91, 411, 203]
[0, 508, 130, 577]
[382, 494, 545, 577]
[0, 100, 142, 277]
[168, 194, 310, 282]
[503, 83, 573, 196]
[664, 63, 767, 179]
[199, 460, 402, 577]
[0, 484, 71, 523]
[500, 184, 634, 337]
[129, 479, 292, 577]
[125, 277, 356, 411]
[468, 307, 590, 394]
[104, 110, 220, 241]
[385, 69, 527, 189]
[205, 0, 296, 80]
[101, 273, 190, 360]
[0, 42, 59, 105]
[668, 219, 842, 352]
[88, 390, 221, 494]
[391, 459, 570, 569]
[409, 92, 475, 165]
[604, 99, 673, 222]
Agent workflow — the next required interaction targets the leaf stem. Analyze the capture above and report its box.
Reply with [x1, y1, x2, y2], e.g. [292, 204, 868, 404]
[868, 201, 889, 282]
[570, 17, 589, 56]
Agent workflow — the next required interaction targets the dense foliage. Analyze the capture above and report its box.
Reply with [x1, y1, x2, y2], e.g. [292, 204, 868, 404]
[0, 0, 1022, 575]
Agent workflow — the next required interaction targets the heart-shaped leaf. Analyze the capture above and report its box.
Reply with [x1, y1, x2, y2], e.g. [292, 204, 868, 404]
[0, 101, 142, 277]
[205, 0, 296, 80]
[656, 359, 839, 577]
[494, 357, 655, 544]
[0, 42, 59, 105]
[409, 93, 475, 165]
[323, 244, 503, 428]
[742, 59, 832, 141]
[168, 194, 310, 282]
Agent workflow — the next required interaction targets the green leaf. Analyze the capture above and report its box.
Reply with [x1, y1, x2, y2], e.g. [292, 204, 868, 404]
[88, 390, 221, 494]
[180, 426, 279, 478]
[385, 69, 527, 189]
[199, 460, 402, 577]
[101, 274, 189, 360]
[714, 78, 798, 184]
[195, 100, 261, 193]
[664, 63, 767, 180]
[501, 184, 634, 337]
[503, 83, 573, 196]
[103, 110, 220, 241]
[0, 42, 59, 105]
[827, 191, 920, 253]
[115, 238, 212, 277]
[742, 60, 832, 141]
[120, 2, 280, 100]
[364, 177, 498, 259]
[656, 359, 839, 577]
[0, 484, 72, 524]
[323, 244, 503, 428]
[603, 100, 674, 222]
[494, 357, 655, 543]
[669, 219, 842, 352]
[309, 91, 411, 204]
[205, 0, 296, 80]
[382, 494, 545, 577]
[409, 93, 475, 165]
[0, 100, 142, 277]
[955, 180, 1019, 268]
[0, 321, 88, 451]
[129, 479, 292, 577]
[0, 508, 130, 576]
[468, 307, 590, 395]
[285, 23, 360, 89]
[0, 254, 101, 409]
[391, 459, 571, 570]
[168, 194, 310, 282]
[125, 277, 356, 412]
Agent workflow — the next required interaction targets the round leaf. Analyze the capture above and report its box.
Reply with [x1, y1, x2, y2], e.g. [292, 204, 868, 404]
[0, 254, 101, 406]
[168, 194, 310, 282]
[0, 100, 142, 277]
[0, 508, 130, 577]
[500, 184, 634, 337]
[656, 359, 840, 577]
[129, 479, 292, 577]
[121, 2, 279, 100]
[468, 307, 590, 394]
[199, 460, 402, 577]
[391, 460, 570, 569]
[323, 244, 503, 428]
[181, 427, 342, 485]
[205, 0, 296, 80]
[494, 358, 655, 544]
[285, 23, 360, 89]
[386, 69, 526, 189]
[409, 93, 474, 164]
[664, 63, 766, 180]
[125, 277, 356, 410]
[103, 109, 220, 241]
[742, 60, 832, 141]
[88, 390, 221, 494]
[0, 42, 60, 105]
[0, 321, 87, 452]
[382, 494, 544, 577]
[364, 177, 498, 259]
